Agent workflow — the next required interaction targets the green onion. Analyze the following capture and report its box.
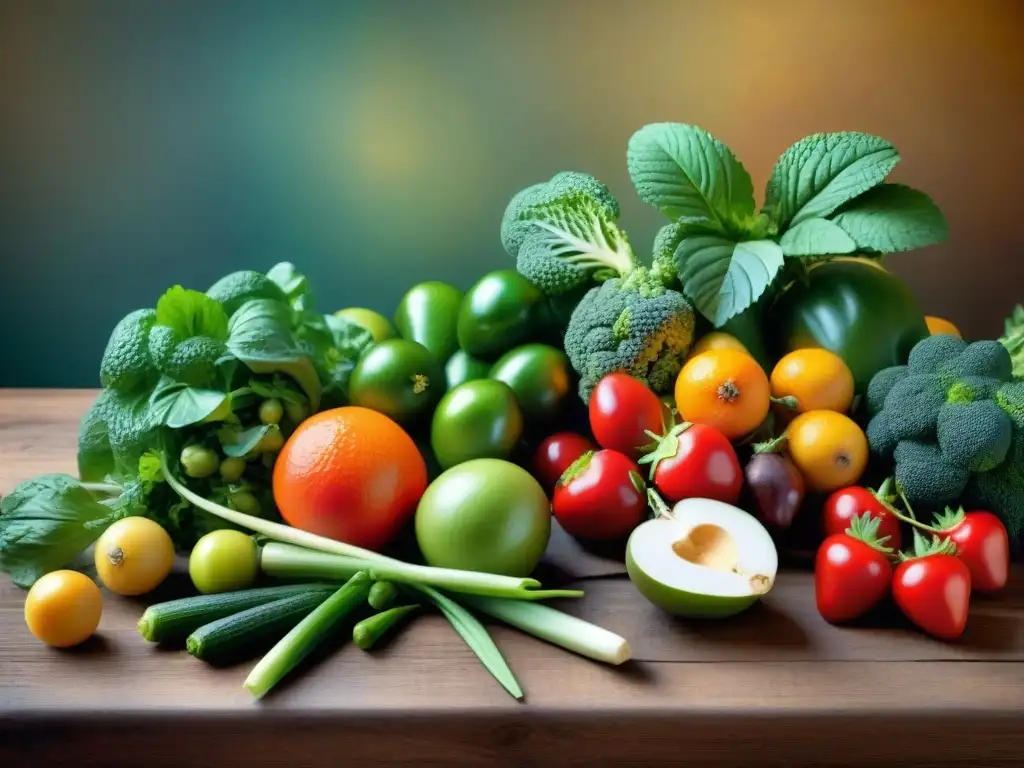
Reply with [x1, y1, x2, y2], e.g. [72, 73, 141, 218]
[352, 604, 418, 650]
[368, 581, 398, 611]
[258, 542, 585, 601]
[459, 595, 632, 666]
[416, 585, 523, 701]
[161, 457, 576, 601]
[242, 571, 372, 700]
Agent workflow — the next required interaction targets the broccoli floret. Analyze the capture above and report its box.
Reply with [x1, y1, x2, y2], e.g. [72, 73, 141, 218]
[865, 412, 899, 461]
[206, 270, 288, 318]
[650, 221, 686, 287]
[906, 332, 967, 374]
[880, 374, 947, 442]
[99, 309, 158, 394]
[501, 171, 635, 297]
[940, 339, 1013, 382]
[945, 375, 1000, 404]
[936, 400, 1013, 472]
[563, 267, 696, 402]
[995, 381, 1024, 430]
[148, 323, 226, 387]
[892, 440, 971, 506]
[866, 365, 908, 415]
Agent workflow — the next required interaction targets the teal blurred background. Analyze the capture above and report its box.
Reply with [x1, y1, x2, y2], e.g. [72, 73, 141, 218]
[1, 0, 1022, 387]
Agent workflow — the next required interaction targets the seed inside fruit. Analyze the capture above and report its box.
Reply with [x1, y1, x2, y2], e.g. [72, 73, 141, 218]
[672, 524, 738, 570]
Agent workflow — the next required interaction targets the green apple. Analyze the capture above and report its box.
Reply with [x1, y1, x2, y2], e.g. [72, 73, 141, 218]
[625, 497, 778, 618]
[334, 307, 397, 344]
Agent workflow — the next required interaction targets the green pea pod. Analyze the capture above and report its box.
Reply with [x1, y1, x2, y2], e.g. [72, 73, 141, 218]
[394, 282, 464, 363]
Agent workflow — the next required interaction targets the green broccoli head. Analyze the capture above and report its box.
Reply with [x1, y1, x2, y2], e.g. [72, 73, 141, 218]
[906, 332, 968, 375]
[148, 319, 227, 388]
[563, 268, 696, 402]
[500, 171, 635, 296]
[892, 440, 971, 507]
[937, 399, 1013, 472]
[650, 221, 686, 287]
[99, 309, 158, 394]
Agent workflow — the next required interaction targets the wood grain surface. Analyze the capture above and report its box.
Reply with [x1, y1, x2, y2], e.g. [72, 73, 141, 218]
[2, 389, 1024, 767]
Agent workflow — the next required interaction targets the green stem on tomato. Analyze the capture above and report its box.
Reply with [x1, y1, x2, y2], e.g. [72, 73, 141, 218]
[872, 478, 940, 534]
[647, 488, 673, 520]
[752, 432, 788, 455]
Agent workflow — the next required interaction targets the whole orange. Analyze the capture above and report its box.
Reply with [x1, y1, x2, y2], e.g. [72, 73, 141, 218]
[273, 406, 427, 551]
[770, 348, 854, 415]
[675, 348, 770, 441]
[926, 315, 962, 338]
[786, 410, 868, 493]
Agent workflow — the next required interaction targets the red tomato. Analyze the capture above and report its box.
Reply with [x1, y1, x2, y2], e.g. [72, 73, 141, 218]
[822, 486, 903, 550]
[934, 509, 1009, 593]
[552, 449, 647, 541]
[639, 423, 742, 505]
[893, 547, 971, 640]
[588, 373, 665, 460]
[814, 516, 893, 623]
[532, 432, 596, 494]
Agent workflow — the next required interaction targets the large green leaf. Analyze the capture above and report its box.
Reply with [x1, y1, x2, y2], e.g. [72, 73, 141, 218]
[155, 286, 230, 341]
[627, 123, 755, 228]
[676, 236, 785, 327]
[779, 217, 856, 258]
[148, 378, 229, 429]
[831, 183, 948, 253]
[764, 132, 899, 229]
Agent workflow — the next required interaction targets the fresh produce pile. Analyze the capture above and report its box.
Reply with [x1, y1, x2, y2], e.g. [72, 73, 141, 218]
[3, 122, 1024, 702]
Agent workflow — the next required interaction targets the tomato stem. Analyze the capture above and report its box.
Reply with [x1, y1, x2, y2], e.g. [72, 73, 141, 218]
[646, 488, 673, 520]
[752, 432, 788, 455]
[871, 478, 940, 534]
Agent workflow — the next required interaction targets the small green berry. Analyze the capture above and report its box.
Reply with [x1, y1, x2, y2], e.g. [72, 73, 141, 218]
[259, 398, 284, 425]
[180, 445, 220, 479]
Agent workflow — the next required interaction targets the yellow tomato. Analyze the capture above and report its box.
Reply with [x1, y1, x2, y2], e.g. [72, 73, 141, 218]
[94, 517, 175, 596]
[24, 570, 103, 648]
[675, 348, 771, 441]
[770, 348, 855, 415]
[926, 315, 962, 338]
[687, 332, 750, 362]
[786, 410, 868, 493]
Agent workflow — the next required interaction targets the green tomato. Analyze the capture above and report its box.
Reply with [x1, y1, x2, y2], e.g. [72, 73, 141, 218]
[348, 339, 444, 423]
[284, 400, 308, 425]
[229, 491, 261, 516]
[334, 307, 397, 344]
[444, 349, 491, 391]
[394, 281, 464, 362]
[180, 445, 220, 479]
[189, 530, 259, 594]
[488, 343, 571, 421]
[415, 458, 551, 577]
[219, 456, 246, 483]
[767, 259, 930, 393]
[431, 379, 523, 469]
[457, 270, 544, 359]
[259, 398, 283, 425]
[259, 425, 284, 454]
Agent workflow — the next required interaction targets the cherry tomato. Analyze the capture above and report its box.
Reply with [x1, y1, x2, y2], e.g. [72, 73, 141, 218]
[822, 486, 902, 550]
[814, 515, 893, 623]
[532, 431, 597, 494]
[933, 509, 1009, 593]
[639, 423, 742, 505]
[552, 449, 647, 541]
[894, 549, 971, 640]
[588, 373, 665, 460]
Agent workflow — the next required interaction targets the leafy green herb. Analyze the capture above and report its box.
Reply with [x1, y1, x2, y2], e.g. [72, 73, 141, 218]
[155, 286, 229, 341]
[217, 423, 273, 458]
[266, 261, 311, 310]
[831, 183, 948, 253]
[778, 217, 856, 258]
[149, 378, 229, 429]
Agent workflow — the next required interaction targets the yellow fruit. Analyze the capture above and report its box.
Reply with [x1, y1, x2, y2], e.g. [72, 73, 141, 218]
[94, 517, 175, 596]
[675, 349, 771, 441]
[926, 316, 962, 338]
[335, 307, 397, 344]
[687, 332, 750, 361]
[24, 570, 103, 648]
[786, 410, 868, 493]
[770, 348, 855, 415]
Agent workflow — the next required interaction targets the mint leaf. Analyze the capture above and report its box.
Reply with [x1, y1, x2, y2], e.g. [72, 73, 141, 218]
[217, 423, 272, 458]
[155, 286, 230, 341]
[627, 123, 755, 228]
[779, 217, 856, 258]
[267, 262, 312, 311]
[149, 378, 229, 429]
[676, 236, 785, 326]
[831, 183, 947, 253]
[764, 132, 899, 229]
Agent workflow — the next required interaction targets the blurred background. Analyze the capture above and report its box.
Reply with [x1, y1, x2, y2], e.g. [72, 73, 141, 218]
[1, 0, 1022, 387]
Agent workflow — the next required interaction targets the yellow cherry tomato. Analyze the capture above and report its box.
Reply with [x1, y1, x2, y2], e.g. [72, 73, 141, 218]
[770, 348, 855, 415]
[24, 570, 103, 648]
[94, 517, 175, 596]
[926, 315, 962, 338]
[687, 332, 751, 362]
[786, 410, 868, 493]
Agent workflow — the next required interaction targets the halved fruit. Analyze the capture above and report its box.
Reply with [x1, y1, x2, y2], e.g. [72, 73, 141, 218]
[625, 498, 778, 618]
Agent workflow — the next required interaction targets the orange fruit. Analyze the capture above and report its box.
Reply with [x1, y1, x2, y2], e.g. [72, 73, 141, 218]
[770, 348, 854, 415]
[786, 410, 868, 493]
[674, 348, 771, 441]
[926, 316, 962, 338]
[686, 332, 750, 362]
[273, 406, 427, 550]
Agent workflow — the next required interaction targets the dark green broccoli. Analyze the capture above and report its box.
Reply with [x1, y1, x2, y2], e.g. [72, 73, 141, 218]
[99, 309, 157, 394]
[866, 333, 1024, 544]
[563, 267, 695, 402]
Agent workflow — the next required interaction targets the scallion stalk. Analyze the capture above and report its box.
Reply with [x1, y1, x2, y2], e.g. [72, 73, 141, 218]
[352, 604, 418, 650]
[458, 595, 631, 666]
[242, 571, 373, 700]
[161, 457, 575, 601]
[258, 542, 584, 601]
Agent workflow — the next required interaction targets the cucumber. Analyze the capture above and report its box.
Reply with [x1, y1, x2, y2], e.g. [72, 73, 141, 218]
[138, 583, 337, 645]
[185, 591, 337, 666]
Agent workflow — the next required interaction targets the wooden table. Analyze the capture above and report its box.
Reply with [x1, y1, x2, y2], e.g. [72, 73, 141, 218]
[2, 389, 1023, 767]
